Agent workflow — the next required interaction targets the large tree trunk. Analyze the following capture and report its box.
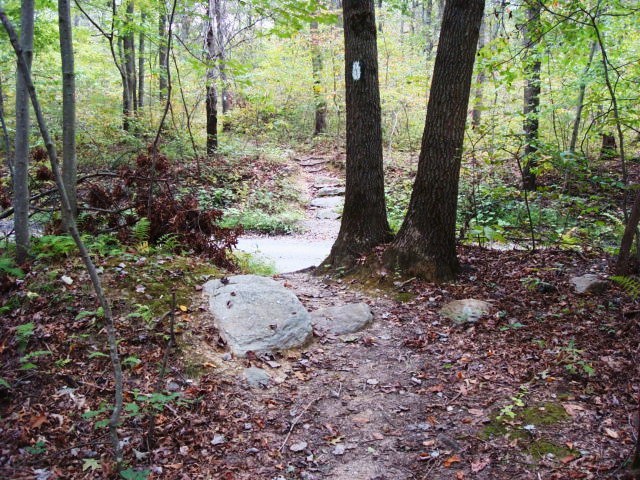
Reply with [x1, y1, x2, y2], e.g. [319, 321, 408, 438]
[59, 0, 77, 223]
[321, 0, 392, 269]
[13, 0, 35, 263]
[522, 0, 541, 191]
[311, 20, 327, 136]
[158, 11, 168, 101]
[384, 0, 484, 282]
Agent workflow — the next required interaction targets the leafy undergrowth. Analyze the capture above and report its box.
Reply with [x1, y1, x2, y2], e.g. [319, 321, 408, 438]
[0, 245, 638, 479]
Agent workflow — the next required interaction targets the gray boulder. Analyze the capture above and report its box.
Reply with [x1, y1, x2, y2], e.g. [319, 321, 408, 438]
[440, 299, 491, 324]
[570, 274, 608, 294]
[310, 303, 373, 335]
[203, 275, 312, 357]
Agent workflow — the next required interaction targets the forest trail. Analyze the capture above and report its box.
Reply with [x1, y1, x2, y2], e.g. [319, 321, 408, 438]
[235, 153, 344, 273]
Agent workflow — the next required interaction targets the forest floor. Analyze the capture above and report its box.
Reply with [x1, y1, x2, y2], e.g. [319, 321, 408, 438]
[0, 148, 639, 479]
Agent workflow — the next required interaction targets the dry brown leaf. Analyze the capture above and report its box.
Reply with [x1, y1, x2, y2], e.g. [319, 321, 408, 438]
[468, 408, 484, 416]
[443, 454, 462, 468]
[30, 414, 47, 429]
[562, 403, 586, 418]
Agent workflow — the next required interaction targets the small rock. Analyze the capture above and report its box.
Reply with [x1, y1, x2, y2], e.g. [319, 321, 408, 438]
[211, 434, 226, 446]
[310, 303, 373, 335]
[332, 444, 346, 455]
[440, 299, 491, 324]
[289, 441, 308, 452]
[243, 367, 271, 388]
[570, 274, 608, 294]
[366, 378, 379, 385]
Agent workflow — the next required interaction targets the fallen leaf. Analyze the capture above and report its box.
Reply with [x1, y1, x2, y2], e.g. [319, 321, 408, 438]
[604, 428, 619, 439]
[30, 414, 47, 429]
[443, 454, 462, 468]
[471, 457, 490, 473]
[563, 403, 586, 418]
[372, 432, 384, 440]
[456, 471, 465, 479]
[179, 305, 188, 312]
[561, 454, 577, 464]
[468, 408, 484, 416]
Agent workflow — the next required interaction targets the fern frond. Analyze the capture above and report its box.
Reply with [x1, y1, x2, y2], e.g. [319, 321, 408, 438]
[133, 217, 151, 243]
[611, 275, 640, 300]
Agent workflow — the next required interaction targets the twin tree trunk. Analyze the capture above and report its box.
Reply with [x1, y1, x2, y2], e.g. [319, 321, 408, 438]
[522, 0, 541, 191]
[321, 0, 392, 269]
[383, 0, 484, 282]
[13, 0, 34, 263]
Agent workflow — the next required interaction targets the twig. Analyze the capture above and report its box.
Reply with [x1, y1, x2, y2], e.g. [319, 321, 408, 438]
[279, 397, 319, 452]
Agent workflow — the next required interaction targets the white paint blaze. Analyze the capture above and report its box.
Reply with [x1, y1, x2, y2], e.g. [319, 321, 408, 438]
[352, 61, 361, 81]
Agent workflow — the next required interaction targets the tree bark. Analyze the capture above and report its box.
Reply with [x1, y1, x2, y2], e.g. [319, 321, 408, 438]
[13, 0, 35, 263]
[158, 11, 168, 101]
[205, 0, 219, 154]
[123, 0, 137, 120]
[311, 20, 327, 136]
[384, 0, 484, 282]
[321, 0, 392, 269]
[569, 40, 597, 153]
[58, 0, 77, 223]
[214, 0, 231, 131]
[138, 12, 146, 109]
[0, 73, 11, 179]
[522, 0, 541, 191]
[471, 15, 485, 129]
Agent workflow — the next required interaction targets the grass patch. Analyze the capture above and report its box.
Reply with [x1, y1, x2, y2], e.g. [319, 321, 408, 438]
[233, 252, 277, 276]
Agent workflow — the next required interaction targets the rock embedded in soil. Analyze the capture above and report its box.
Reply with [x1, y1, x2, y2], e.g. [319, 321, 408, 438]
[310, 303, 374, 335]
[570, 274, 608, 294]
[317, 186, 346, 197]
[316, 209, 341, 220]
[312, 176, 343, 188]
[243, 367, 271, 388]
[440, 298, 491, 324]
[203, 275, 312, 357]
[310, 196, 344, 209]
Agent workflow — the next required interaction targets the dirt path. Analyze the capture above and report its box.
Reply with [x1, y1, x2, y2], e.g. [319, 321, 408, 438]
[235, 154, 344, 273]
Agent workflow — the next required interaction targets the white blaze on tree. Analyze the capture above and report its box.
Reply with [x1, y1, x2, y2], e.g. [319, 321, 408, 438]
[352, 60, 361, 81]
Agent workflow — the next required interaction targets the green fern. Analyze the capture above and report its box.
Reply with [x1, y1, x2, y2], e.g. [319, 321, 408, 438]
[611, 275, 640, 300]
[0, 257, 24, 278]
[133, 217, 151, 243]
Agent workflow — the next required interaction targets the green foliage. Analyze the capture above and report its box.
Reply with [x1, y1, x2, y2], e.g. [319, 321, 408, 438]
[133, 218, 151, 244]
[32, 235, 77, 259]
[233, 252, 277, 276]
[120, 468, 150, 480]
[558, 339, 595, 378]
[15, 322, 34, 352]
[220, 208, 302, 234]
[610, 275, 640, 300]
[0, 256, 24, 278]
[497, 385, 529, 421]
[127, 304, 154, 324]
